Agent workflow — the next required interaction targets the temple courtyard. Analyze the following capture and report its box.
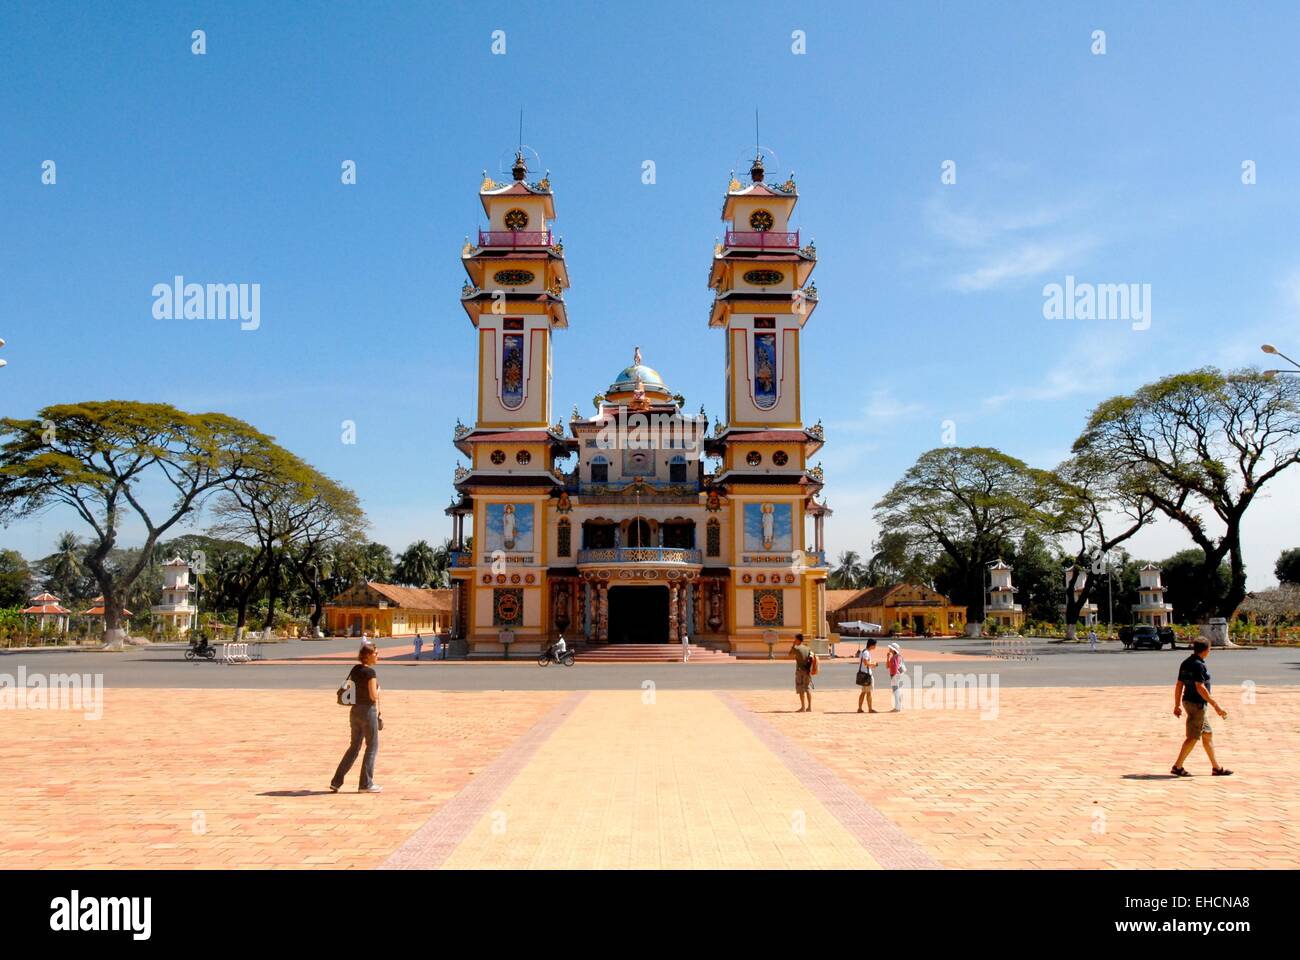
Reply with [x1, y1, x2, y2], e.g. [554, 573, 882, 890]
[2, 639, 1298, 869]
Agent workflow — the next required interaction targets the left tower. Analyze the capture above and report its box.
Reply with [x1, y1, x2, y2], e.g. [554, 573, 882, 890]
[448, 151, 572, 656]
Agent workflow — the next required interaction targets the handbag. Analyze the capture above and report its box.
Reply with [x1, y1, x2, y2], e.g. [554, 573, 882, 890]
[336, 667, 355, 705]
[856, 669, 872, 686]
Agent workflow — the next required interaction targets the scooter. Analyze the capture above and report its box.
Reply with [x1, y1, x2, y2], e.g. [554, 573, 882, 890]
[184, 635, 217, 661]
[537, 640, 575, 667]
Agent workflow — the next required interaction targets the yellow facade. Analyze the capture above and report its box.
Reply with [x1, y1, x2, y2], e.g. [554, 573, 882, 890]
[448, 150, 829, 658]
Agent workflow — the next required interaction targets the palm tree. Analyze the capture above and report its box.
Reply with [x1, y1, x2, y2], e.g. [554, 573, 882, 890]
[45, 531, 86, 600]
[395, 540, 438, 587]
[829, 550, 866, 590]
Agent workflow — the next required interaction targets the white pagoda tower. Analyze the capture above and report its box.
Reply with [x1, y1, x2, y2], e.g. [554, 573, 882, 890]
[986, 559, 1024, 630]
[152, 557, 197, 637]
[1132, 563, 1173, 626]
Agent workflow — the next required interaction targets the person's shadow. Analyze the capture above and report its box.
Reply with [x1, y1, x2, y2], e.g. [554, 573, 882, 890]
[258, 789, 336, 797]
[1120, 774, 1187, 781]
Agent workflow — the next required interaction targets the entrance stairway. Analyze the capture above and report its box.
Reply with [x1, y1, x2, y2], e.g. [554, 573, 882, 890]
[574, 642, 736, 663]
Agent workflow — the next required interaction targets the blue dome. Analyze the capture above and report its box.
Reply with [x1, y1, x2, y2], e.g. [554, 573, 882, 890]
[608, 362, 671, 395]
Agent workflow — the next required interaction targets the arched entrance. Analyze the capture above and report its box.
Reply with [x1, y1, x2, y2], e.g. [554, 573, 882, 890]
[607, 585, 669, 643]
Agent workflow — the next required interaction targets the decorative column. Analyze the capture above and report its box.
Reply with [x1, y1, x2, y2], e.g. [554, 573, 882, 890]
[597, 582, 609, 642]
[679, 584, 690, 640]
[814, 512, 824, 554]
[668, 583, 680, 643]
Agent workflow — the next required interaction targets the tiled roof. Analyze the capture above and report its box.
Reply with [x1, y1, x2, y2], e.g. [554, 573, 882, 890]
[361, 583, 453, 613]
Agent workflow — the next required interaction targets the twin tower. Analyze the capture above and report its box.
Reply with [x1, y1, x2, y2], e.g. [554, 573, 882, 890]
[448, 150, 829, 658]
[458, 150, 819, 430]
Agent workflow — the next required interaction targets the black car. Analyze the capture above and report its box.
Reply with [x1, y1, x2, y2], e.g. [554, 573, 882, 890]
[1120, 625, 1177, 650]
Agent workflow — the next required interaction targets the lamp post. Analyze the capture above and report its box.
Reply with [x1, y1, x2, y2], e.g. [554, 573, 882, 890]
[1261, 344, 1300, 377]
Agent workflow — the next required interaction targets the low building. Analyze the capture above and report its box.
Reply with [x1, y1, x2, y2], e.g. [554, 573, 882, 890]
[324, 582, 453, 638]
[826, 584, 967, 636]
[81, 596, 133, 633]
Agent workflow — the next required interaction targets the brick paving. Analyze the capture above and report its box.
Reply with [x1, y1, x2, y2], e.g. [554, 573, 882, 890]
[3, 684, 1297, 869]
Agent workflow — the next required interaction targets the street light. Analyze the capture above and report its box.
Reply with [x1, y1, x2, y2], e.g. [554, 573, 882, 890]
[1261, 343, 1300, 377]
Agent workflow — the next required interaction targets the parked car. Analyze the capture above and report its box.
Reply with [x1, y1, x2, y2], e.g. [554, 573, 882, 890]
[1121, 625, 1165, 650]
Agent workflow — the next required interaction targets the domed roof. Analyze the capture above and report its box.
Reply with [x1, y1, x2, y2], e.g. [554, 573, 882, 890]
[607, 348, 672, 397]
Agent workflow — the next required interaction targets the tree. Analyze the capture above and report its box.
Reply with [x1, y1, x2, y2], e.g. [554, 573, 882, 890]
[1046, 451, 1156, 638]
[1276, 548, 1300, 586]
[1075, 368, 1300, 619]
[395, 540, 439, 587]
[874, 447, 1054, 623]
[209, 454, 364, 637]
[0, 549, 32, 607]
[39, 531, 92, 602]
[1159, 548, 1233, 623]
[828, 550, 866, 590]
[863, 531, 934, 587]
[0, 402, 287, 647]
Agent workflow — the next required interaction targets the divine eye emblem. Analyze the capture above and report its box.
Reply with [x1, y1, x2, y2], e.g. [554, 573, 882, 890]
[749, 209, 774, 232]
[746, 450, 762, 466]
[743, 269, 784, 286]
[503, 208, 529, 230]
[490, 449, 506, 465]
[772, 450, 789, 466]
[493, 269, 535, 286]
[515, 450, 531, 465]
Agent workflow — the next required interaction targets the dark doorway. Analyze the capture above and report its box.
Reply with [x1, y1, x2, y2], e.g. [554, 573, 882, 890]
[607, 586, 669, 643]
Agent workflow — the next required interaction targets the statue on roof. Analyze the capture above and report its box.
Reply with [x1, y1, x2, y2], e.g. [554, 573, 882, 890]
[633, 345, 642, 366]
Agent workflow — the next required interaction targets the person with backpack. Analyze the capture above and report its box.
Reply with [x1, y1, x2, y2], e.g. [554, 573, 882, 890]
[791, 633, 816, 712]
[331, 641, 383, 794]
[856, 637, 879, 713]
[886, 642, 908, 712]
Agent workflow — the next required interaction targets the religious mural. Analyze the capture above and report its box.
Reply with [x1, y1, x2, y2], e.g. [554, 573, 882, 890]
[743, 502, 792, 552]
[753, 331, 777, 408]
[485, 502, 534, 552]
[501, 333, 525, 408]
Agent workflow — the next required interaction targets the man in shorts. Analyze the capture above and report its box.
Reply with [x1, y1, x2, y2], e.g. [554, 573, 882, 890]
[1171, 639, 1232, 777]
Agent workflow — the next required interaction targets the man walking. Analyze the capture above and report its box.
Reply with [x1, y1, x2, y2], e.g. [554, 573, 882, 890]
[1171, 639, 1233, 777]
[791, 633, 814, 712]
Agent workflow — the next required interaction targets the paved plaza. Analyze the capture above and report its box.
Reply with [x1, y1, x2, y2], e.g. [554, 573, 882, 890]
[3, 648, 1298, 868]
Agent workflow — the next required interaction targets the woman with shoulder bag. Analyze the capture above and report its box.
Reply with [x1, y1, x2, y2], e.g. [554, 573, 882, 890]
[331, 642, 384, 793]
[856, 637, 880, 714]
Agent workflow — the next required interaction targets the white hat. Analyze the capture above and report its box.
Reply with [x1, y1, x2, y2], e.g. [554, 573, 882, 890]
[887, 642, 902, 654]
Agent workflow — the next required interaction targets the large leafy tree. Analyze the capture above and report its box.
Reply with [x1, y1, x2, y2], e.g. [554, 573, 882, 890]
[1045, 451, 1156, 637]
[874, 447, 1054, 622]
[1158, 548, 1233, 623]
[0, 402, 287, 647]
[209, 454, 364, 637]
[1074, 368, 1300, 618]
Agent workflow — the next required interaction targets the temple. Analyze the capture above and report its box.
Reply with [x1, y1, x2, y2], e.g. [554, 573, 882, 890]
[446, 149, 830, 658]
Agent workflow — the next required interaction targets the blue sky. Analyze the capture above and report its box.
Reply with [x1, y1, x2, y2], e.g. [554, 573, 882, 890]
[3, 1, 1299, 586]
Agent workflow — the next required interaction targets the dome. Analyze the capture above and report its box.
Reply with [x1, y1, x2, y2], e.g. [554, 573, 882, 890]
[606, 349, 673, 397]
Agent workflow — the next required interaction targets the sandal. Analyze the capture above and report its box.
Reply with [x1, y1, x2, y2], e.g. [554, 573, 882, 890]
[1212, 767, 1234, 776]
[1170, 766, 1191, 777]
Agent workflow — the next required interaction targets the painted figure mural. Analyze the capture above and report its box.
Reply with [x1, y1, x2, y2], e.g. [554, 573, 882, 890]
[743, 501, 792, 552]
[486, 502, 533, 553]
[501, 333, 525, 408]
[753, 331, 777, 408]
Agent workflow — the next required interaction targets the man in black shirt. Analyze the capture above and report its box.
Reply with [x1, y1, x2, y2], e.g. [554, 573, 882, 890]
[1171, 639, 1232, 777]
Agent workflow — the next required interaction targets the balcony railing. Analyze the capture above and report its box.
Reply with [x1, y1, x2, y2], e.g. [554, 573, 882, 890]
[478, 229, 554, 248]
[577, 547, 701, 565]
[725, 230, 799, 249]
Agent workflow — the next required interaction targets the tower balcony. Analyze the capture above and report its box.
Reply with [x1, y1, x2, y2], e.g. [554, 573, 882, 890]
[724, 229, 800, 250]
[577, 547, 702, 566]
[477, 228, 554, 249]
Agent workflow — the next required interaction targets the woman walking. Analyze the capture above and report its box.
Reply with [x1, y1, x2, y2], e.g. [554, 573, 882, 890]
[331, 642, 383, 794]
